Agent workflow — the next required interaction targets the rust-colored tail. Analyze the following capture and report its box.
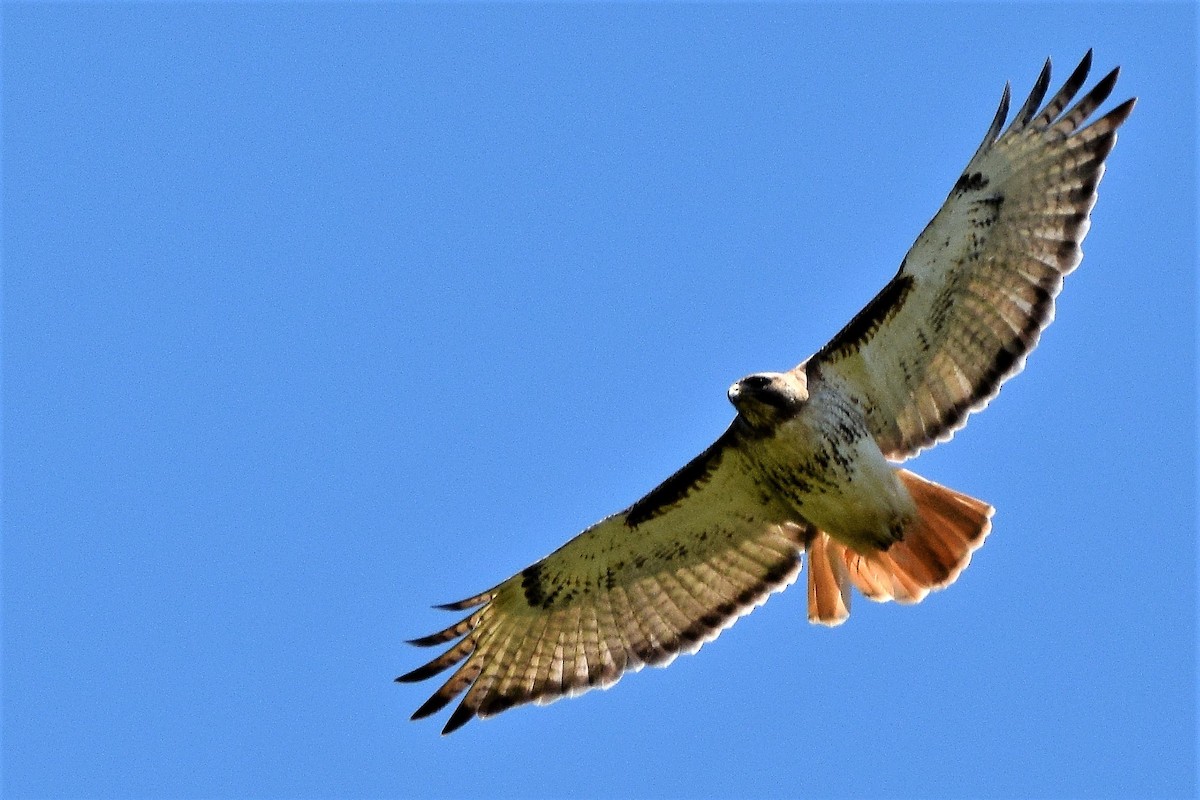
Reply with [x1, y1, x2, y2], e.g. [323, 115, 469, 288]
[806, 469, 993, 626]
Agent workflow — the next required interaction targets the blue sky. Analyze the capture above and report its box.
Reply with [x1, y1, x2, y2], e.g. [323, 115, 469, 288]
[3, 4, 1195, 799]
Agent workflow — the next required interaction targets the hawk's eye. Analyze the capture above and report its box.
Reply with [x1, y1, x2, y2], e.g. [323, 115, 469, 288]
[743, 375, 771, 389]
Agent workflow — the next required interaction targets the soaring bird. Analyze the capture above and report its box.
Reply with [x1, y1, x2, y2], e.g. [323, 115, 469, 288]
[399, 52, 1134, 735]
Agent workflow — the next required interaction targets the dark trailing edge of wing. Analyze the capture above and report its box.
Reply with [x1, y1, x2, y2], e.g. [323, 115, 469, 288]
[952, 172, 989, 194]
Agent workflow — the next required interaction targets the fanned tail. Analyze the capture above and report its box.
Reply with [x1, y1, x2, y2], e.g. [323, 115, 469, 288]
[806, 470, 993, 623]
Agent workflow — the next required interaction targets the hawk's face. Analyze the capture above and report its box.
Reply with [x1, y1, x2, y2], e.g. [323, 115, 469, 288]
[728, 371, 808, 429]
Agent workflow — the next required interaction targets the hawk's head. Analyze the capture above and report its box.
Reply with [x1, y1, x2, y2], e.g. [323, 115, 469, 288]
[727, 371, 808, 430]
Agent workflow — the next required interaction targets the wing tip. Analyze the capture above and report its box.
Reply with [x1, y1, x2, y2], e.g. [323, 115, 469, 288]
[441, 703, 477, 735]
[434, 592, 494, 612]
[986, 81, 1011, 144]
[1012, 57, 1054, 130]
[1105, 96, 1138, 128]
[394, 663, 440, 684]
[1077, 48, 1095, 79]
[410, 691, 453, 722]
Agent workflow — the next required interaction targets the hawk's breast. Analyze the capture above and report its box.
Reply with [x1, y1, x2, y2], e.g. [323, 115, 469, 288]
[747, 386, 914, 551]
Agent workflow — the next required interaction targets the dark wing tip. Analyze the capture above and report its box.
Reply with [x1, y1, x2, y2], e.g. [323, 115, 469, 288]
[1085, 65, 1122, 110]
[1011, 57, 1053, 131]
[1041, 50, 1093, 124]
[407, 631, 454, 648]
[1080, 48, 1095, 75]
[1067, 49, 1094, 90]
[1044, 62, 1124, 136]
[406, 609, 484, 648]
[1108, 96, 1138, 124]
[395, 661, 444, 684]
[441, 702, 477, 735]
[963, 80, 1011, 166]
[434, 590, 494, 612]
[990, 81, 1012, 141]
[396, 637, 474, 684]
[1061, 50, 1093, 90]
[1097, 64, 1121, 93]
[995, 82, 1012, 129]
[411, 691, 455, 721]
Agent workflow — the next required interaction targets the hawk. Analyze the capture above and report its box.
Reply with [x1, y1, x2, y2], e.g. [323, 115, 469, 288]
[399, 52, 1134, 734]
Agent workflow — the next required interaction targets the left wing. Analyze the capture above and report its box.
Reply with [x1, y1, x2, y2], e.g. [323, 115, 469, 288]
[398, 427, 808, 734]
[802, 51, 1135, 460]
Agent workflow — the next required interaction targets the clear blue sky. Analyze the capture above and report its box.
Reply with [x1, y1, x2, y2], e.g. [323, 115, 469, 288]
[4, 4, 1195, 799]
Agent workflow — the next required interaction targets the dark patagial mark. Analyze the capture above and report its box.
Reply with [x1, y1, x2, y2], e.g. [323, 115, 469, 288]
[521, 563, 547, 608]
[521, 564, 580, 610]
[953, 171, 989, 194]
[624, 435, 730, 527]
[816, 273, 916, 361]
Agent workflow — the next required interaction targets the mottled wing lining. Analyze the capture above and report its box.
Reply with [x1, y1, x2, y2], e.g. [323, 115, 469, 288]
[804, 51, 1134, 461]
[399, 525, 804, 734]
[399, 443, 807, 734]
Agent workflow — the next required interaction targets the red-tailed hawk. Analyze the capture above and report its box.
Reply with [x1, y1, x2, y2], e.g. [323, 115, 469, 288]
[399, 52, 1134, 734]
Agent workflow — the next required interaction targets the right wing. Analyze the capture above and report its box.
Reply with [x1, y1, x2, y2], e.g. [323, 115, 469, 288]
[802, 52, 1134, 460]
[398, 426, 809, 734]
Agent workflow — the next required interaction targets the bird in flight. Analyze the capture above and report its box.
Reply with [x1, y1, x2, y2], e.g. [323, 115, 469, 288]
[399, 52, 1134, 735]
